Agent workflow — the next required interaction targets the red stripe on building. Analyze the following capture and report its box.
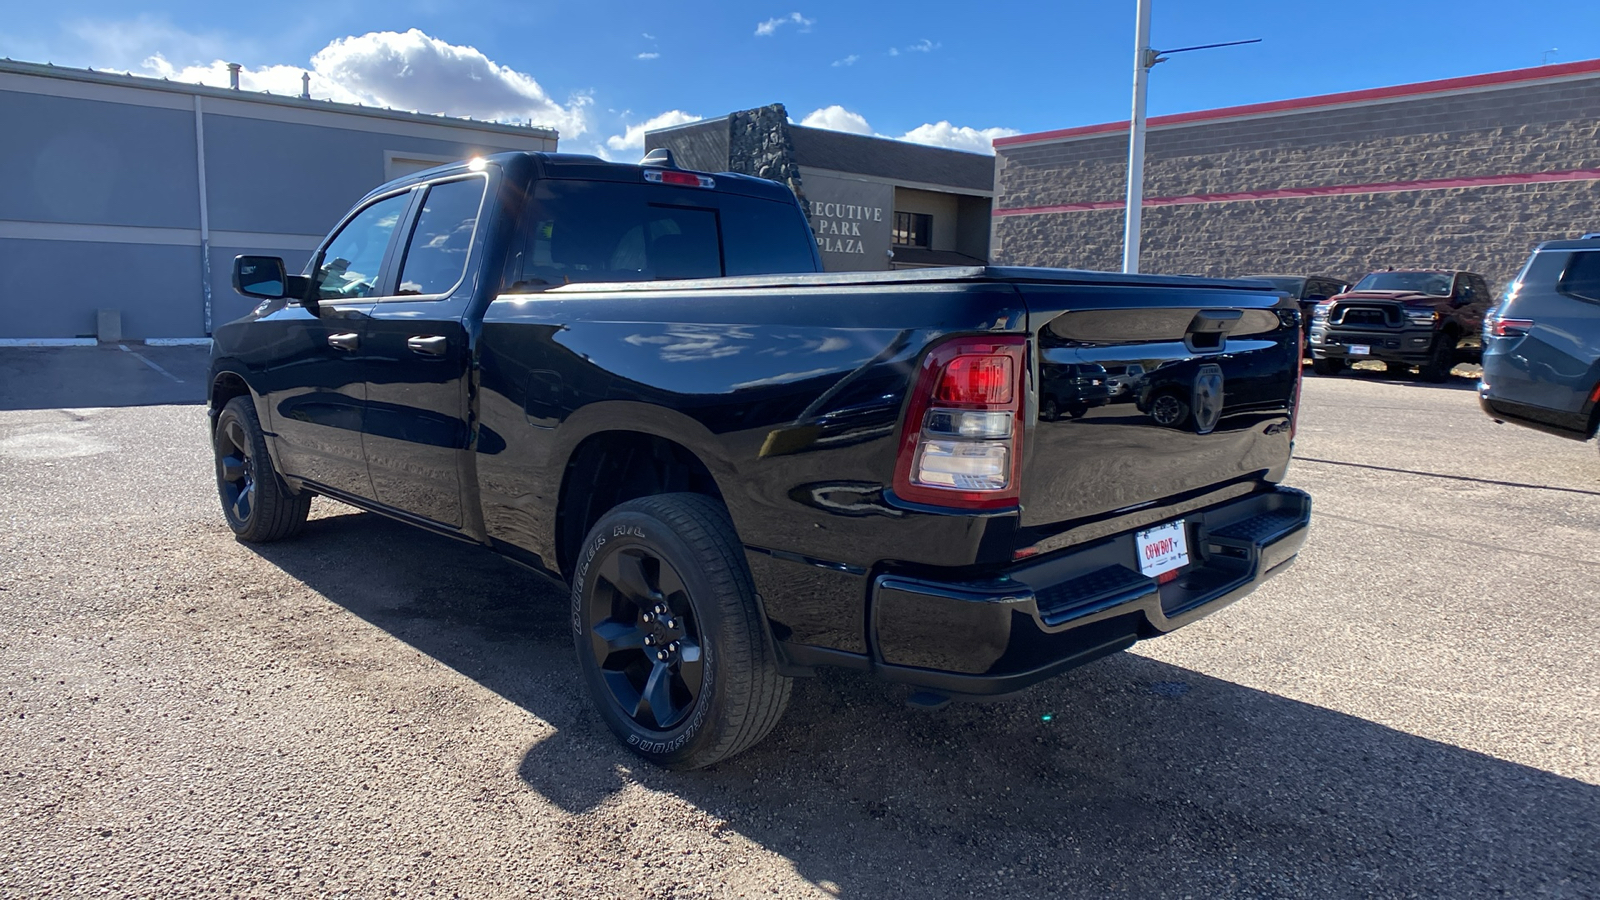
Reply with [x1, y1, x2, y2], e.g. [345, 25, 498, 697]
[993, 58, 1600, 149]
[992, 168, 1600, 218]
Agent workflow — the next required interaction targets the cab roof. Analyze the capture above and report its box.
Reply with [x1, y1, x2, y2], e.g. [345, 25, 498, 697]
[358, 151, 800, 206]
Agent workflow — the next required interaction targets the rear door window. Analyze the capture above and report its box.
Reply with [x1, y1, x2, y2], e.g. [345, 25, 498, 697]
[397, 176, 488, 296]
[1559, 251, 1600, 303]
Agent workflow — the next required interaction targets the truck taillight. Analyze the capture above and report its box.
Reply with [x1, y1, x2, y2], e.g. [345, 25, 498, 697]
[893, 336, 1026, 510]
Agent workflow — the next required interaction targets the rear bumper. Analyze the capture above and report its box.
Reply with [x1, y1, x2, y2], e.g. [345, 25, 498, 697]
[867, 486, 1310, 696]
[1478, 392, 1594, 440]
[1479, 353, 1598, 440]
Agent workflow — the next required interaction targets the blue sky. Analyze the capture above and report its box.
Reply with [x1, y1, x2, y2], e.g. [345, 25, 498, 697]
[5, 1, 1597, 158]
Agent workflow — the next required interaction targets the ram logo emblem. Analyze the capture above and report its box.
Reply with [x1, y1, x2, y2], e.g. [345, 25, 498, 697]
[1192, 364, 1224, 435]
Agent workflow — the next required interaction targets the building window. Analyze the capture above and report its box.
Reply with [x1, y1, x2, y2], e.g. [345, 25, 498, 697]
[893, 212, 932, 248]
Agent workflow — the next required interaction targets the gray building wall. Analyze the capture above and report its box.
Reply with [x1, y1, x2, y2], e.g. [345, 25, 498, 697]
[2, 91, 200, 228]
[993, 62, 1600, 288]
[0, 61, 556, 340]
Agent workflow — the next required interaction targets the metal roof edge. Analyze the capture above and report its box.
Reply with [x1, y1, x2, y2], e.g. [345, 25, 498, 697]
[0, 57, 560, 140]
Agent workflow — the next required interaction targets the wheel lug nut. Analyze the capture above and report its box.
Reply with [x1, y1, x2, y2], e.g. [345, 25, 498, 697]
[663, 618, 677, 631]
[641, 613, 654, 623]
[655, 650, 668, 661]
[644, 635, 655, 646]
[667, 641, 679, 653]
[654, 604, 668, 615]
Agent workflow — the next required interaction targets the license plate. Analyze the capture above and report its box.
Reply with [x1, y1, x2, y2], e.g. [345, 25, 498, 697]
[1348, 344, 1371, 356]
[1136, 521, 1190, 578]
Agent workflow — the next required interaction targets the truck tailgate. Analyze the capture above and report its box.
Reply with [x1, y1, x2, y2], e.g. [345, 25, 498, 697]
[1020, 281, 1298, 532]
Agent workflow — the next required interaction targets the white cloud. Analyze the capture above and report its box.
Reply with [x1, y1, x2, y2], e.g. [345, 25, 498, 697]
[798, 107, 1016, 155]
[889, 39, 940, 57]
[831, 55, 859, 67]
[800, 105, 873, 136]
[605, 109, 703, 156]
[637, 52, 659, 60]
[137, 28, 591, 138]
[899, 121, 1020, 154]
[755, 13, 814, 37]
[642, 33, 656, 41]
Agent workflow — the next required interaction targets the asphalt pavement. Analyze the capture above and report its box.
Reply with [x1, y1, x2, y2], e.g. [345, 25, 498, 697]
[1, 348, 1595, 898]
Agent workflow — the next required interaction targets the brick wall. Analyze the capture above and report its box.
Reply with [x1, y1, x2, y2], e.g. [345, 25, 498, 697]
[993, 67, 1600, 287]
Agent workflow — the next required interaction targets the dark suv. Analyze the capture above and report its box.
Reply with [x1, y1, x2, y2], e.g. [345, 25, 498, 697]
[1308, 270, 1493, 381]
[1244, 275, 1350, 348]
[1480, 236, 1600, 445]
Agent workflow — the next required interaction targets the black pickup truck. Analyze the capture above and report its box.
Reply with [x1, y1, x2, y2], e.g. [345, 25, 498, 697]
[210, 151, 1310, 769]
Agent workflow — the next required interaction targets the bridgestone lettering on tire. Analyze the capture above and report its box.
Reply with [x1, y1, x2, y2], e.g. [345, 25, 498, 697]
[213, 396, 312, 543]
[571, 493, 792, 770]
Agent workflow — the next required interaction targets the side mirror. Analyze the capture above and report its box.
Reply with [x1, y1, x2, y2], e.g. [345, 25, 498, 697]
[233, 255, 288, 299]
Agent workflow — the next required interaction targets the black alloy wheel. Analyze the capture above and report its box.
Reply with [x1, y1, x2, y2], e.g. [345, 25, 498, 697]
[584, 546, 704, 731]
[216, 416, 257, 526]
[1040, 396, 1060, 422]
[213, 396, 312, 542]
[1148, 392, 1190, 428]
[572, 493, 791, 769]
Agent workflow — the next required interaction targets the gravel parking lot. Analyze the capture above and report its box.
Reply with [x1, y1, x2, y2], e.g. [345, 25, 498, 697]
[2, 346, 1596, 899]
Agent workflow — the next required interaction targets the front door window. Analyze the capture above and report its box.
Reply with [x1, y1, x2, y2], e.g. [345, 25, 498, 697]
[317, 192, 411, 300]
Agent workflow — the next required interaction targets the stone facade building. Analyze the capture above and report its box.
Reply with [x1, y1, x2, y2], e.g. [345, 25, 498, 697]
[647, 106, 995, 272]
[992, 59, 1600, 289]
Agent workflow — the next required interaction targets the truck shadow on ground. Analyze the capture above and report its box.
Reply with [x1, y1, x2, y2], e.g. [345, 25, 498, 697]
[251, 507, 1598, 899]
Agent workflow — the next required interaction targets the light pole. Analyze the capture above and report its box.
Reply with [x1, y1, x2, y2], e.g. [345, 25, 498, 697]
[1121, 2, 1259, 274]
[1121, 0, 1154, 274]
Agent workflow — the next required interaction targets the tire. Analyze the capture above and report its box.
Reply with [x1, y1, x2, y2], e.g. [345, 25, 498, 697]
[1148, 391, 1190, 428]
[1067, 403, 1090, 420]
[1385, 362, 1412, 377]
[1311, 358, 1345, 376]
[1040, 396, 1059, 422]
[1420, 334, 1456, 383]
[571, 493, 792, 770]
[213, 396, 312, 542]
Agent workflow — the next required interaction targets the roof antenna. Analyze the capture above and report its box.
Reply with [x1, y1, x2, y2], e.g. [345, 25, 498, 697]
[300, 72, 311, 99]
[640, 148, 677, 168]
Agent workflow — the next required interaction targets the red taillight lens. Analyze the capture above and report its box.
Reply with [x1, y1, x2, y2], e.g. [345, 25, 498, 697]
[937, 355, 1014, 405]
[1491, 317, 1534, 337]
[892, 336, 1027, 510]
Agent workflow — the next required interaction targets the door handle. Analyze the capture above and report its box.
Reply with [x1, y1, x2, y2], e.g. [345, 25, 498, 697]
[407, 335, 448, 356]
[327, 332, 360, 351]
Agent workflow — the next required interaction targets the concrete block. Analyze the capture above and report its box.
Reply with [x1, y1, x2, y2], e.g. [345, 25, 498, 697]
[96, 309, 121, 343]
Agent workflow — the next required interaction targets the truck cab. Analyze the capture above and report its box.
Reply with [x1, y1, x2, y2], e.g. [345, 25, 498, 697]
[1308, 269, 1492, 381]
